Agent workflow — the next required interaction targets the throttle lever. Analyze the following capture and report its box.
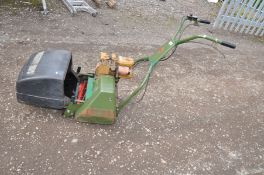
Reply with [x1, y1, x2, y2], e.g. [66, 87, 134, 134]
[187, 14, 198, 21]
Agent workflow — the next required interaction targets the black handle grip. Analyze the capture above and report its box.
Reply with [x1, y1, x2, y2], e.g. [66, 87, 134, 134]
[221, 41, 236, 49]
[198, 19, 211, 24]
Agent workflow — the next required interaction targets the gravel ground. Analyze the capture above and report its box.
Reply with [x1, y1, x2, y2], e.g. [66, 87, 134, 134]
[0, 0, 264, 174]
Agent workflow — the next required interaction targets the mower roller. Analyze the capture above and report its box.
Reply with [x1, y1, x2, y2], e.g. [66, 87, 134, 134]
[16, 15, 236, 124]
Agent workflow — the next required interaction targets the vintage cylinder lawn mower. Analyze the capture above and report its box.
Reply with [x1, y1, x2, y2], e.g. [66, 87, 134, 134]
[16, 15, 236, 124]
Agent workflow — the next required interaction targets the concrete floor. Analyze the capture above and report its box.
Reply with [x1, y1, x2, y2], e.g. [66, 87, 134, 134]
[0, 0, 264, 174]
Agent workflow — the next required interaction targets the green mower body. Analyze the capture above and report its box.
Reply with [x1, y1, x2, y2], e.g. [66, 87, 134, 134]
[65, 75, 117, 124]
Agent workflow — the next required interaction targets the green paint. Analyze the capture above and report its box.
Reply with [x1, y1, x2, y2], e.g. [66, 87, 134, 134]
[64, 103, 82, 118]
[118, 35, 226, 111]
[85, 77, 94, 100]
[75, 75, 116, 124]
[63, 16, 235, 124]
[74, 82, 79, 102]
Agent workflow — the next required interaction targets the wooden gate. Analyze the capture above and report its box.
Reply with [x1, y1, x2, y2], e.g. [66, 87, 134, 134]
[214, 0, 264, 36]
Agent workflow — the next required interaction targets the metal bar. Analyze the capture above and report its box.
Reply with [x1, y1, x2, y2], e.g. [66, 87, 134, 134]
[175, 35, 224, 46]
[62, 0, 76, 14]
[72, 1, 84, 5]
[134, 57, 149, 64]
[118, 64, 155, 111]
[42, 0, 48, 15]
[61, 0, 97, 16]
[75, 2, 98, 17]
[118, 34, 227, 111]
[118, 36, 181, 110]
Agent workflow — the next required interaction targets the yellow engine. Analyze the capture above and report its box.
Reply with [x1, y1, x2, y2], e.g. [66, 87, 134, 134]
[95, 52, 134, 78]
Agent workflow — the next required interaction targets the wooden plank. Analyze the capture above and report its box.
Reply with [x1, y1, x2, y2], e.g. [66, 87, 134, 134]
[219, 0, 235, 28]
[214, 0, 264, 36]
[239, 0, 262, 33]
[254, 15, 264, 35]
[250, 5, 264, 34]
[235, 0, 255, 33]
[214, 0, 230, 28]
[224, 0, 242, 30]
[245, 0, 264, 33]
[221, 16, 263, 27]
[260, 27, 264, 36]
[229, 0, 247, 31]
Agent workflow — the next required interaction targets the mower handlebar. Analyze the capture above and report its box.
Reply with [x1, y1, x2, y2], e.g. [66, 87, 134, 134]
[175, 35, 236, 49]
[186, 15, 211, 25]
[220, 41, 236, 49]
[198, 19, 211, 24]
[119, 19, 237, 112]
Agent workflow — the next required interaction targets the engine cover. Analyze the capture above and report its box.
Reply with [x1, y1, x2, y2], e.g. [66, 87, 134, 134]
[16, 49, 78, 109]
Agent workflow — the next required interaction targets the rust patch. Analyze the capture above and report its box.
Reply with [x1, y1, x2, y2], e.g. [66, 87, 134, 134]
[79, 108, 115, 120]
[158, 47, 164, 53]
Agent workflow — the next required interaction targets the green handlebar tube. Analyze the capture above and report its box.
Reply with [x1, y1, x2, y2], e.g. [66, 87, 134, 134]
[118, 34, 234, 111]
